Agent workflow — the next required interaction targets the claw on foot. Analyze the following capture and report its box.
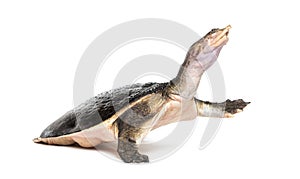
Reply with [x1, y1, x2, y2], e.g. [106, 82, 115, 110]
[225, 99, 250, 117]
[119, 152, 149, 163]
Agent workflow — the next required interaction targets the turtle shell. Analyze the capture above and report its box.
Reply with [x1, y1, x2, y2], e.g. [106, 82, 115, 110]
[40, 82, 168, 138]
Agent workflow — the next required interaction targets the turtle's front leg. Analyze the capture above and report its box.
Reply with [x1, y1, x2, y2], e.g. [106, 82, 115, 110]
[195, 98, 250, 118]
[117, 136, 149, 163]
[117, 121, 149, 163]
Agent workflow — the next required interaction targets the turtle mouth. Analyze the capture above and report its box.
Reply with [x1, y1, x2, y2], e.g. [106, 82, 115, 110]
[208, 25, 231, 48]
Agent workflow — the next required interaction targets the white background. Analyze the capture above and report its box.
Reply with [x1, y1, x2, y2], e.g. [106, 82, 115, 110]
[1, 0, 299, 178]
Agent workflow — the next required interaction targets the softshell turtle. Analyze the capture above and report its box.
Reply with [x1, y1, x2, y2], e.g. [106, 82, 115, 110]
[34, 25, 249, 163]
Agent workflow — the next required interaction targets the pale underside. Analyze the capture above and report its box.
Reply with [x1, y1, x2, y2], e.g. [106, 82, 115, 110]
[34, 94, 198, 148]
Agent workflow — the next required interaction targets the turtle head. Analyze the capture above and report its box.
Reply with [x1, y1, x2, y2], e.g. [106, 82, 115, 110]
[187, 25, 231, 70]
[171, 25, 232, 99]
[202, 25, 231, 52]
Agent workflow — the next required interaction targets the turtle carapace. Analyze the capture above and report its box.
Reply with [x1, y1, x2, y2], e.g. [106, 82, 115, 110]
[33, 25, 250, 163]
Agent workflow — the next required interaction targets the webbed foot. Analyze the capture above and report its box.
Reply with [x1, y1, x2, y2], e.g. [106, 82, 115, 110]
[225, 99, 250, 117]
[117, 139, 149, 163]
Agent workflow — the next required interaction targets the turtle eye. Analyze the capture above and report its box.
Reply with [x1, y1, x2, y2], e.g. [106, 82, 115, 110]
[211, 28, 219, 33]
